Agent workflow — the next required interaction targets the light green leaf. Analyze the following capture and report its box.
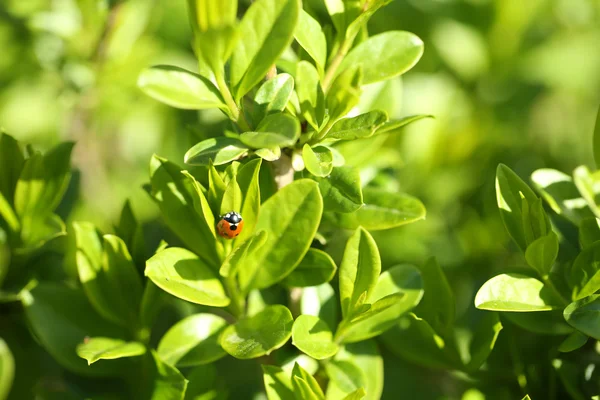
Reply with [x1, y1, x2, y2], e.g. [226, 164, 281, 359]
[296, 61, 325, 129]
[374, 115, 433, 136]
[231, 0, 300, 99]
[23, 283, 127, 376]
[138, 65, 225, 110]
[414, 257, 455, 338]
[301, 283, 338, 331]
[0, 338, 14, 400]
[157, 313, 227, 367]
[531, 168, 592, 224]
[303, 145, 333, 177]
[341, 389, 366, 400]
[254, 74, 295, 122]
[233, 159, 262, 244]
[580, 217, 600, 249]
[569, 240, 600, 300]
[239, 180, 323, 291]
[184, 137, 249, 166]
[336, 31, 423, 85]
[149, 156, 219, 266]
[145, 247, 230, 307]
[0, 132, 24, 207]
[326, 66, 362, 123]
[292, 315, 339, 360]
[330, 188, 425, 230]
[220, 175, 242, 216]
[220, 231, 268, 278]
[525, 231, 558, 277]
[256, 147, 282, 161]
[558, 331, 588, 353]
[327, 110, 388, 140]
[574, 165, 600, 219]
[220, 305, 293, 359]
[140, 281, 163, 331]
[0, 192, 18, 234]
[341, 264, 424, 343]
[263, 365, 295, 400]
[294, 10, 326, 74]
[496, 164, 546, 252]
[240, 113, 300, 149]
[564, 295, 600, 339]
[325, 360, 365, 399]
[138, 351, 188, 400]
[283, 248, 337, 287]
[330, 341, 381, 400]
[466, 312, 503, 371]
[76, 337, 145, 365]
[312, 166, 362, 213]
[339, 227, 381, 318]
[292, 363, 325, 400]
[475, 273, 562, 311]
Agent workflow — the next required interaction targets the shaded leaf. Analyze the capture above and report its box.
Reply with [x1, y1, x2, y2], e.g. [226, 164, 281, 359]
[283, 248, 337, 287]
[525, 232, 559, 277]
[312, 166, 362, 213]
[263, 365, 295, 400]
[184, 137, 249, 166]
[296, 61, 325, 129]
[240, 113, 300, 149]
[564, 295, 600, 339]
[0, 338, 14, 400]
[301, 283, 338, 331]
[558, 331, 588, 353]
[467, 312, 502, 371]
[569, 240, 600, 300]
[254, 74, 295, 122]
[414, 257, 454, 338]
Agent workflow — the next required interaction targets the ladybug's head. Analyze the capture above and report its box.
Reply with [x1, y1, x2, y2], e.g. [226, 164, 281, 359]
[223, 211, 242, 224]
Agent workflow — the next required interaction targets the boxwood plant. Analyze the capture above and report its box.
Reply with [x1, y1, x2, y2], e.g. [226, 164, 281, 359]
[0, 0, 513, 399]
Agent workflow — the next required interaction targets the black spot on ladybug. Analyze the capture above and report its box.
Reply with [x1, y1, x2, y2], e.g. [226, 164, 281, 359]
[230, 224, 238, 231]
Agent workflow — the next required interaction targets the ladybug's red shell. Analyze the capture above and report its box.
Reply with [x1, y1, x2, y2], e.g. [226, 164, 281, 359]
[217, 211, 244, 239]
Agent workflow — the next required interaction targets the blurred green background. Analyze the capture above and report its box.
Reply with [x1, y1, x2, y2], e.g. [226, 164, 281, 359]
[1, 0, 599, 398]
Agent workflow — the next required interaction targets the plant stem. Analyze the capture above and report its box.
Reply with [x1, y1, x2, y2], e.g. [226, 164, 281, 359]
[224, 274, 245, 318]
[321, 37, 353, 92]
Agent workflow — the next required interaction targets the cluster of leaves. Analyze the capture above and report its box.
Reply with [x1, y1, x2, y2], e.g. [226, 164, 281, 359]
[473, 111, 600, 399]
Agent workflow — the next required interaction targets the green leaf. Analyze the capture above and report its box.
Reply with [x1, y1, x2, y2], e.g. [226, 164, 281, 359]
[580, 218, 600, 249]
[140, 281, 163, 331]
[558, 331, 588, 353]
[184, 137, 249, 166]
[569, 240, 600, 300]
[342, 264, 424, 343]
[239, 180, 323, 291]
[312, 166, 362, 213]
[573, 165, 600, 219]
[332, 341, 382, 400]
[552, 359, 587, 400]
[296, 61, 325, 129]
[525, 232, 559, 277]
[475, 273, 562, 311]
[231, 0, 300, 99]
[0, 132, 24, 206]
[157, 313, 227, 367]
[283, 248, 337, 287]
[292, 363, 325, 400]
[0, 192, 18, 234]
[593, 106, 600, 169]
[502, 311, 574, 335]
[23, 283, 127, 376]
[326, 66, 362, 123]
[256, 147, 282, 161]
[336, 31, 424, 85]
[263, 365, 295, 400]
[301, 283, 338, 331]
[114, 200, 146, 268]
[466, 312, 503, 371]
[330, 188, 425, 230]
[374, 115, 433, 136]
[184, 364, 227, 400]
[149, 156, 220, 266]
[496, 164, 546, 252]
[76, 337, 146, 365]
[303, 145, 333, 177]
[339, 227, 381, 318]
[220, 305, 293, 359]
[564, 295, 600, 339]
[341, 389, 366, 400]
[240, 113, 301, 149]
[234, 159, 262, 245]
[220, 231, 268, 278]
[294, 10, 326, 74]
[138, 351, 188, 400]
[325, 360, 365, 399]
[327, 111, 388, 140]
[145, 247, 230, 307]
[138, 65, 225, 110]
[14, 142, 73, 242]
[254, 74, 295, 122]
[414, 257, 455, 337]
[220, 174, 243, 216]
[531, 168, 593, 224]
[0, 338, 14, 400]
[292, 315, 339, 360]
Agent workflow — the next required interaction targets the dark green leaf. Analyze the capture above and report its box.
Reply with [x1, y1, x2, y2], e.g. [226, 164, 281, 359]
[263, 365, 295, 400]
[0, 132, 24, 206]
[254, 74, 295, 122]
[292, 362, 325, 400]
[283, 248, 337, 287]
[184, 363, 227, 400]
[240, 113, 300, 149]
[138, 351, 188, 400]
[475, 273, 562, 311]
[525, 231, 559, 277]
[564, 295, 600, 339]
[140, 281, 163, 331]
[303, 145, 333, 177]
[220, 305, 293, 359]
[292, 315, 339, 360]
[374, 115, 433, 136]
[327, 111, 388, 140]
[239, 180, 323, 291]
[414, 257, 454, 337]
[76, 337, 145, 365]
[138, 65, 225, 110]
[231, 0, 300, 99]
[0, 338, 14, 400]
[339, 227, 381, 318]
[466, 312, 502, 371]
[330, 188, 425, 230]
[558, 331, 588, 353]
[312, 166, 362, 213]
[296, 61, 325, 129]
[502, 311, 573, 335]
[157, 313, 227, 367]
[325, 360, 365, 398]
[145, 247, 230, 307]
[326, 66, 362, 122]
[184, 137, 249, 166]
[115, 200, 146, 268]
[593, 106, 600, 169]
[552, 359, 587, 400]
[569, 240, 600, 300]
[336, 31, 424, 85]
[580, 218, 600, 249]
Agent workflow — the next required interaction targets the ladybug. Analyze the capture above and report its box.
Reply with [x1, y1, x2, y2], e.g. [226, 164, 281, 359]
[217, 211, 244, 239]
